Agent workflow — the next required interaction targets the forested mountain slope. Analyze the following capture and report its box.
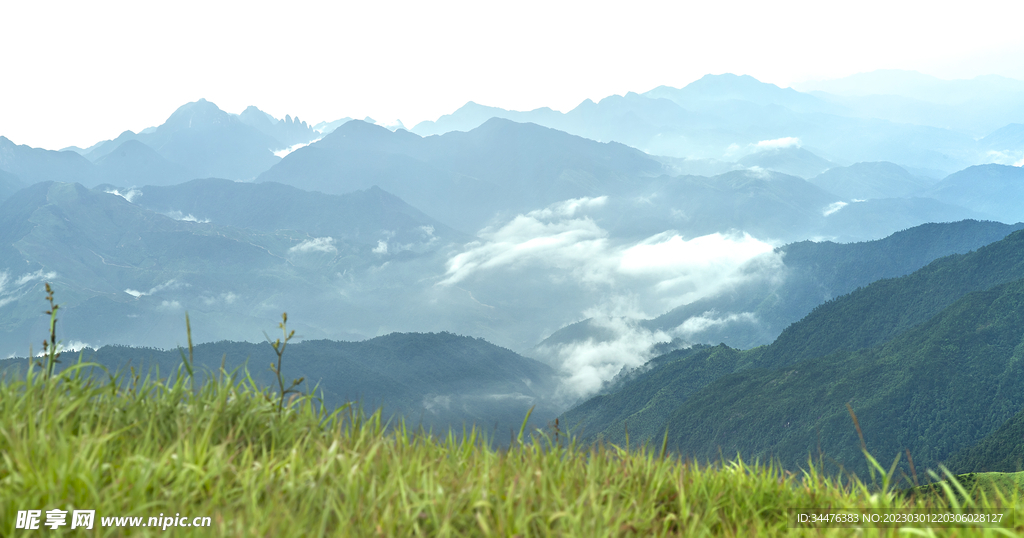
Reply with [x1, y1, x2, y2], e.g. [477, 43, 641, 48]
[561, 229, 1024, 477]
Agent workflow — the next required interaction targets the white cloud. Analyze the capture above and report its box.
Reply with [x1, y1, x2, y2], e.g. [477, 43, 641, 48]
[619, 232, 772, 276]
[422, 394, 451, 414]
[674, 310, 759, 338]
[124, 279, 183, 298]
[985, 149, 1024, 166]
[0, 270, 58, 309]
[15, 270, 57, 287]
[438, 197, 786, 398]
[536, 310, 765, 401]
[823, 201, 848, 216]
[535, 316, 674, 400]
[755, 137, 801, 149]
[289, 237, 337, 254]
[440, 212, 610, 286]
[164, 210, 211, 223]
[273, 137, 322, 158]
[105, 188, 140, 203]
[158, 300, 182, 310]
[64, 340, 94, 353]
[372, 240, 388, 254]
[745, 166, 772, 179]
[526, 195, 608, 220]
[441, 198, 782, 313]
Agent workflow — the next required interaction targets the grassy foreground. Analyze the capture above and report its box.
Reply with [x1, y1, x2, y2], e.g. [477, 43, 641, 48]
[0, 361, 1021, 537]
[0, 296, 1022, 537]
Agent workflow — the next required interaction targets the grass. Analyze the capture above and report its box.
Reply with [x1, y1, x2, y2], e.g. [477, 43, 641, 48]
[1, 288, 1023, 536]
[904, 472, 1024, 505]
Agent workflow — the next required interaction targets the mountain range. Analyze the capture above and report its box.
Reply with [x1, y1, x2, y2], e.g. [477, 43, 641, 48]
[3, 71, 1024, 454]
[411, 73, 1008, 175]
[0, 179, 461, 357]
[257, 117, 665, 232]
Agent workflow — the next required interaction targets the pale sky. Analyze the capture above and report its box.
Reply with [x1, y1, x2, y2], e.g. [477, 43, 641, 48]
[3, 0, 1024, 150]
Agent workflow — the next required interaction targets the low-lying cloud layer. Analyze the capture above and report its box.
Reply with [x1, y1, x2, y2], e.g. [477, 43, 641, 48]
[440, 196, 780, 314]
[289, 237, 337, 254]
[164, 210, 211, 223]
[823, 201, 848, 216]
[125, 279, 184, 298]
[105, 188, 140, 203]
[440, 196, 785, 398]
[536, 316, 674, 400]
[756, 136, 801, 149]
[273, 137, 322, 158]
[0, 269, 58, 308]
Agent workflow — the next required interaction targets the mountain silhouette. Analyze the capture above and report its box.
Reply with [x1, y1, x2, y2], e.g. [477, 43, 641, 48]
[259, 118, 664, 232]
[93, 140, 193, 187]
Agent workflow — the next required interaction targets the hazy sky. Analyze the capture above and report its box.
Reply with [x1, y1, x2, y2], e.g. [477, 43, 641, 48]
[3, 0, 1024, 150]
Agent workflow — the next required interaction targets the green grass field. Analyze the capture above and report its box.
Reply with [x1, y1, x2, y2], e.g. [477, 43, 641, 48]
[1, 295, 1022, 536]
[1, 353, 1022, 537]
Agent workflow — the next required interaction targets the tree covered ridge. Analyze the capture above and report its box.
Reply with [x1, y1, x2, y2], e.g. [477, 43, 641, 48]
[561, 228, 1024, 479]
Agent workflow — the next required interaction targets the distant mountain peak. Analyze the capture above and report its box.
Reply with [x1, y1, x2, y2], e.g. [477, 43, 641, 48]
[240, 105, 277, 125]
[162, 99, 232, 131]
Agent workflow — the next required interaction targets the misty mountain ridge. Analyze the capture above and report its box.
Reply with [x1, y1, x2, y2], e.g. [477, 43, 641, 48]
[92, 139, 194, 187]
[411, 72, 1006, 174]
[258, 117, 666, 232]
[797, 70, 1024, 137]
[0, 135, 101, 185]
[132, 178, 468, 247]
[238, 105, 320, 148]
[2, 332, 559, 442]
[0, 179, 465, 356]
[982, 123, 1024, 152]
[797, 69, 1024, 104]
[0, 169, 25, 204]
[927, 164, 1024, 223]
[808, 161, 932, 200]
[736, 145, 835, 179]
[644, 73, 840, 114]
[532, 219, 1024, 364]
[257, 117, 984, 244]
[79, 100, 324, 181]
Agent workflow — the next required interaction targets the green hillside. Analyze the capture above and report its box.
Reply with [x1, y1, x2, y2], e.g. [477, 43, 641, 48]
[646, 220, 1024, 349]
[562, 229, 1024, 479]
[758, 228, 1024, 369]
[6, 352, 1018, 536]
[559, 344, 764, 444]
[944, 408, 1024, 473]
[661, 277, 1024, 477]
